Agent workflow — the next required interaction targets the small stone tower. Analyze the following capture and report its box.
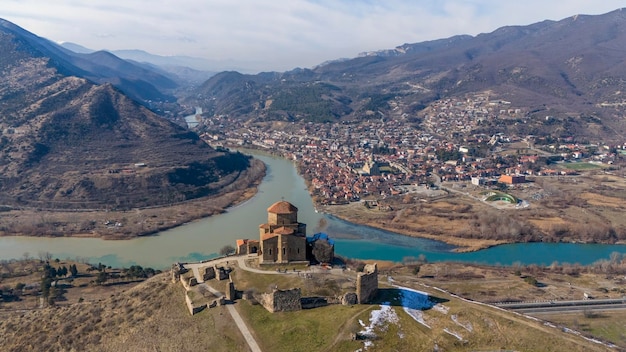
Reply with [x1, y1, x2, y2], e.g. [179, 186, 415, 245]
[356, 263, 379, 304]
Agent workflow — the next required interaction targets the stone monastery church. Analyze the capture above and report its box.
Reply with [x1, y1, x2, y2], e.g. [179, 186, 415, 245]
[236, 200, 333, 264]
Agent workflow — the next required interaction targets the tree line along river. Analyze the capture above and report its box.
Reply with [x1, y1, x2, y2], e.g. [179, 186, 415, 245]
[0, 151, 625, 269]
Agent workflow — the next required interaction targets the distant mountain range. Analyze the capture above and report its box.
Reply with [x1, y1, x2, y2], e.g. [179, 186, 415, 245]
[186, 8, 626, 142]
[2, 7, 626, 212]
[0, 19, 182, 104]
[60, 43, 218, 85]
[0, 18, 252, 209]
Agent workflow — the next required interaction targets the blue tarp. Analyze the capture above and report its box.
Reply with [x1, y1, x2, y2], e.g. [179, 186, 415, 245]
[307, 232, 335, 246]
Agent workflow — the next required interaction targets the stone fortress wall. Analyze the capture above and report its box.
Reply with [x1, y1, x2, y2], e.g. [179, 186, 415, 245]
[257, 288, 302, 313]
[356, 263, 379, 304]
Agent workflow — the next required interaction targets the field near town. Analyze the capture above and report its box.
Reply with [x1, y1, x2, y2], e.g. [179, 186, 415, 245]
[325, 170, 626, 251]
[540, 311, 626, 348]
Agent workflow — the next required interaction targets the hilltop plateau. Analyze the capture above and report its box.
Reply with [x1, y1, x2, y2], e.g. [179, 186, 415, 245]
[1, 256, 623, 351]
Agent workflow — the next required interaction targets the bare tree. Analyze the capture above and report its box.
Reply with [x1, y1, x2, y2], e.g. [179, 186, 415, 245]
[38, 251, 53, 262]
[219, 245, 236, 256]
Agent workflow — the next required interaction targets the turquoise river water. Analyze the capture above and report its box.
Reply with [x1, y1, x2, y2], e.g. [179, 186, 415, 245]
[0, 151, 624, 269]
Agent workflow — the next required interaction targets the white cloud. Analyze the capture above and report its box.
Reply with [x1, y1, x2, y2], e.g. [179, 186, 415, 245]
[1, 0, 624, 72]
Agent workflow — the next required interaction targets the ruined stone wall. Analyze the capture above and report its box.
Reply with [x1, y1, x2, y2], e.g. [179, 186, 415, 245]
[342, 292, 358, 305]
[171, 263, 187, 283]
[258, 288, 302, 312]
[215, 266, 229, 280]
[225, 280, 236, 301]
[300, 296, 328, 309]
[180, 275, 197, 290]
[356, 263, 378, 304]
[185, 292, 206, 315]
[203, 267, 215, 281]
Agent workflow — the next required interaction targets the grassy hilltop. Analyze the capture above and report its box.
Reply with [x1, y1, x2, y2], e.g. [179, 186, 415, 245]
[1, 258, 622, 351]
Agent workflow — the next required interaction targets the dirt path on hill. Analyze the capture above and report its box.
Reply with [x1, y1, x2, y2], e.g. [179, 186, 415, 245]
[323, 305, 373, 352]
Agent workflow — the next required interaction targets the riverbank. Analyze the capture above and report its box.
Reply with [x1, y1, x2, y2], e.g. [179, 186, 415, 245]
[0, 159, 266, 240]
[229, 145, 515, 252]
[321, 202, 509, 252]
[283, 150, 626, 252]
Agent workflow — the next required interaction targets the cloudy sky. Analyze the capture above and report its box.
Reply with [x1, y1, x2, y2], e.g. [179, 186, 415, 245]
[2, 1, 625, 72]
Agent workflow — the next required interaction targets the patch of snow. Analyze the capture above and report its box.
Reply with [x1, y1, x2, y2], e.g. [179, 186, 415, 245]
[386, 285, 438, 327]
[432, 304, 449, 314]
[451, 314, 473, 332]
[562, 327, 579, 335]
[358, 304, 400, 350]
[403, 307, 430, 328]
[443, 328, 464, 341]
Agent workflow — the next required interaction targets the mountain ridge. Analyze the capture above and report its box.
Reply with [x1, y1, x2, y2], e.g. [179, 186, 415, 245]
[0, 22, 255, 210]
[0, 18, 177, 104]
[186, 8, 626, 142]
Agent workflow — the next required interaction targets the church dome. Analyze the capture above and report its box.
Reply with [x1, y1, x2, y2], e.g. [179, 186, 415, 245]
[267, 200, 298, 214]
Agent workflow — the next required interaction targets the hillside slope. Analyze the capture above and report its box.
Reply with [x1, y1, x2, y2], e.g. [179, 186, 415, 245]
[0, 275, 248, 352]
[0, 23, 252, 210]
[0, 270, 614, 352]
[0, 18, 177, 103]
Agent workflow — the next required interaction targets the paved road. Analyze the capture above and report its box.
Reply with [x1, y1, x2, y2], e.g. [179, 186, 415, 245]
[186, 254, 292, 275]
[516, 303, 626, 315]
[182, 254, 350, 352]
[185, 255, 262, 352]
[497, 298, 626, 315]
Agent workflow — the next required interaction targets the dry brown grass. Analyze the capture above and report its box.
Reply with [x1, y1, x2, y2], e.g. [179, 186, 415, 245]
[580, 192, 625, 208]
[324, 171, 626, 251]
[0, 160, 264, 239]
[386, 262, 626, 304]
[1, 260, 619, 351]
[0, 274, 247, 352]
[328, 200, 509, 251]
[541, 311, 626, 348]
[528, 216, 568, 231]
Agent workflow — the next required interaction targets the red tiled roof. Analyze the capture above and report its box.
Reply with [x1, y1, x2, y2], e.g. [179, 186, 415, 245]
[274, 226, 294, 235]
[267, 200, 298, 214]
[261, 232, 278, 241]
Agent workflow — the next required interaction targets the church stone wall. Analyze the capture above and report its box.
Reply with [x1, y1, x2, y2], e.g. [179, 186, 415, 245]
[356, 263, 378, 304]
